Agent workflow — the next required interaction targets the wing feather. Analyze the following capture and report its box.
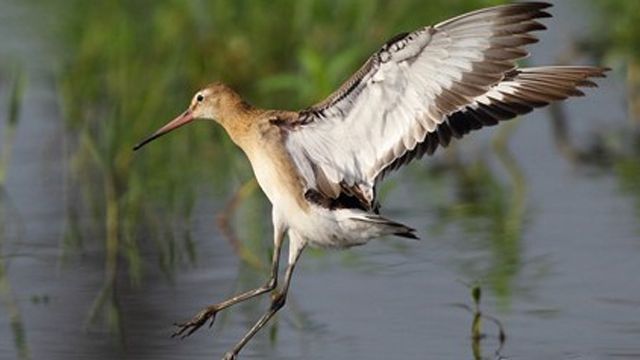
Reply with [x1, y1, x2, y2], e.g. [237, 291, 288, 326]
[375, 66, 608, 180]
[284, 2, 605, 211]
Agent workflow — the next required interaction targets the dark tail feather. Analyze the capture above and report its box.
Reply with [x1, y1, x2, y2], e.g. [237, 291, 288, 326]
[394, 229, 419, 240]
[363, 215, 420, 240]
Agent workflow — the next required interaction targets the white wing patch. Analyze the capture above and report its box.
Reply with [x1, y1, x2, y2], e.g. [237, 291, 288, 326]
[284, 3, 603, 209]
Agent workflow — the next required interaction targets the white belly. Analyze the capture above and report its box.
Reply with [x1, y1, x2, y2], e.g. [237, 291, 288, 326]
[288, 206, 411, 248]
[249, 151, 404, 248]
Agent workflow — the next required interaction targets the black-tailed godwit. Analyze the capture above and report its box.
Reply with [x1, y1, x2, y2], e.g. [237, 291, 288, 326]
[134, 2, 607, 358]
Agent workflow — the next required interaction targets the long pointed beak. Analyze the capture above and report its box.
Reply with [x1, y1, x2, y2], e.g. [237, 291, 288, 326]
[133, 110, 194, 151]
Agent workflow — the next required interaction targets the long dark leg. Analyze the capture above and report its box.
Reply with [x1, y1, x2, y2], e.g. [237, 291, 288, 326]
[222, 239, 306, 360]
[172, 214, 286, 338]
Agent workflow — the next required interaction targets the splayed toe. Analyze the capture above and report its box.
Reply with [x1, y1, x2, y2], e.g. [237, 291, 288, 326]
[171, 307, 217, 339]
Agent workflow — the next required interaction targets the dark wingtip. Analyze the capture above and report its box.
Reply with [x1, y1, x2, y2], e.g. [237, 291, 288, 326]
[540, 1, 553, 9]
[526, 1, 553, 10]
[395, 230, 420, 240]
[538, 10, 552, 19]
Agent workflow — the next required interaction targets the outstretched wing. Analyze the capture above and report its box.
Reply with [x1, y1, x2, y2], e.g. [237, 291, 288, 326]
[376, 66, 608, 178]
[283, 2, 601, 211]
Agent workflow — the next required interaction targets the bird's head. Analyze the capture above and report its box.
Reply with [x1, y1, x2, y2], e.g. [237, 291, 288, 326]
[133, 82, 246, 151]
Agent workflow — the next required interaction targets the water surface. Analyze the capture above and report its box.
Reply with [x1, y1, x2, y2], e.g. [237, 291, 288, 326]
[0, 1, 639, 360]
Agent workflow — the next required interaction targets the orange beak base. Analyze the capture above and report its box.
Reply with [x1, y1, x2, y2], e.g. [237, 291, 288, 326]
[133, 110, 194, 151]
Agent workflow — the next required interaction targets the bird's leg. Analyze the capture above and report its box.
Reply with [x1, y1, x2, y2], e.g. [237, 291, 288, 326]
[222, 238, 306, 360]
[172, 217, 285, 339]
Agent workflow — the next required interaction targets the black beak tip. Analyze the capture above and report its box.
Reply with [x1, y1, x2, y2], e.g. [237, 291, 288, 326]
[132, 134, 156, 152]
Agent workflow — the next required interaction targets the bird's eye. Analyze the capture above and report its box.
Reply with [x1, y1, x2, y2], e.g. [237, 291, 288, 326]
[196, 94, 204, 102]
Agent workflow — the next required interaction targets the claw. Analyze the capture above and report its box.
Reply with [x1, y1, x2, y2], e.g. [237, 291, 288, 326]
[222, 351, 237, 360]
[171, 307, 217, 339]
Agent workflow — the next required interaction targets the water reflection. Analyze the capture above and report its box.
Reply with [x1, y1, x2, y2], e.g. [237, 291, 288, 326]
[0, 63, 30, 360]
[0, 0, 639, 359]
[0, 191, 30, 360]
[466, 285, 506, 360]
[398, 120, 529, 310]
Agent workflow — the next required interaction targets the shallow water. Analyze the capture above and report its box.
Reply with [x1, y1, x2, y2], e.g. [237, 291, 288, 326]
[1, 1, 639, 360]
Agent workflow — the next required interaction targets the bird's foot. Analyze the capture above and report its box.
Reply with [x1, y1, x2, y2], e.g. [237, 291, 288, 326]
[222, 351, 237, 360]
[172, 306, 218, 339]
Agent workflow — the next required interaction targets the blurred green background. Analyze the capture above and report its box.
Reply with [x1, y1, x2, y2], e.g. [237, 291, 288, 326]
[1, 0, 639, 359]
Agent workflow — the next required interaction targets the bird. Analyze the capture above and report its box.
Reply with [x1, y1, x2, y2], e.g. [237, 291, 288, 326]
[133, 2, 607, 359]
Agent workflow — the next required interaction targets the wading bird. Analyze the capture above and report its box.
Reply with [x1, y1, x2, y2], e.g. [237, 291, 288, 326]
[134, 2, 607, 359]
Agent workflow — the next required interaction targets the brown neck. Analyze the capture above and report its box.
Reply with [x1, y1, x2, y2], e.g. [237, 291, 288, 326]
[215, 93, 258, 146]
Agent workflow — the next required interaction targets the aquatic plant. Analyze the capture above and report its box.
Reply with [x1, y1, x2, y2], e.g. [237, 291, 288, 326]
[0, 65, 30, 360]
